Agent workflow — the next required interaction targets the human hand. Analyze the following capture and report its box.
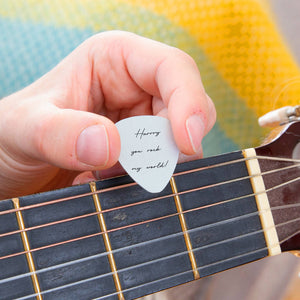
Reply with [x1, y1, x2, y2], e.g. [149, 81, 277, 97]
[0, 31, 216, 200]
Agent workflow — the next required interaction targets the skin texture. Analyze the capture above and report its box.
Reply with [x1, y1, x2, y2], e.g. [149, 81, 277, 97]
[0, 31, 216, 200]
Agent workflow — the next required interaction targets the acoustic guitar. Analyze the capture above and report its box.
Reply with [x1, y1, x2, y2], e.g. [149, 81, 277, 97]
[0, 118, 299, 300]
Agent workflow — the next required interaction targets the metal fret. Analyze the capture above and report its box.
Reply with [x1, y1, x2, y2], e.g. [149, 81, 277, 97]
[89, 182, 125, 300]
[169, 177, 200, 280]
[12, 198, 42, 300]
[174, 150, 268, 277]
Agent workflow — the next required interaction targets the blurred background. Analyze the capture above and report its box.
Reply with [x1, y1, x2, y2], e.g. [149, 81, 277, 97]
[0, 0, 299, 299]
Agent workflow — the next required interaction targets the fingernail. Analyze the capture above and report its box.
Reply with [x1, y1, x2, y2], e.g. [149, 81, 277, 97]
[186, 114, 205, 153]
[76, 125, 109, 167]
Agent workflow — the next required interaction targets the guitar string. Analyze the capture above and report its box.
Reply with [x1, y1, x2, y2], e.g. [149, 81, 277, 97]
[0, 154, 298, 217]
[0, 157, 250, 216]
[16, 247, 270, 300]
[93, 246, 270, 300]
[0, 169, 300, 260]
[0, 159, 299, 242]
[0, 157, 293, 238]
[16, 246, 269, 300]
[0, 165, 299, 261]
[12, 214, 300, 299]
[279, 228, 300, 245]
[0, 160, 299, 242]
[0, 210, 261, 284]
[4, 208, 300, 297]
[0, 157, 298, 296]
[2, 208, 299, 288]
[14, 215, 298, 300]
[2, 204, 300, 298]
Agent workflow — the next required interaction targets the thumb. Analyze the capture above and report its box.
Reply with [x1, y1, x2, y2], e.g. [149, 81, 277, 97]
[2, 101, 120, 171]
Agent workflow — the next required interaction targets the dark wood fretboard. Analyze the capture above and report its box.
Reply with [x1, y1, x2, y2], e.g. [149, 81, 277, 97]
[0, 150, 270, 300]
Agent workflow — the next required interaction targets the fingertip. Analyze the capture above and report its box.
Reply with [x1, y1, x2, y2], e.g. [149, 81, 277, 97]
[72, 171, 96, 185]
[93, 162, 126, 180]
[106, 121, 121, 168]
[205, 93, 217, 132]
[169, 92, 215, 155]
[76, 124, 109, 167]
[75, 120, 121, 169]
[186, 113, 206, 153]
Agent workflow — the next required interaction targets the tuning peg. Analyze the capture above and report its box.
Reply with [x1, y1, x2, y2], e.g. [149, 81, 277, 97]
[258, 105, 300, 127]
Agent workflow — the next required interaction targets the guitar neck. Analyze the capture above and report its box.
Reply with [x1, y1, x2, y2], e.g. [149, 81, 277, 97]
[0, 148, 281, 300]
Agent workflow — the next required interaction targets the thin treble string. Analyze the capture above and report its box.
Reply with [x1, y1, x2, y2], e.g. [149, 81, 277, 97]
[0, 154, 298, 217]
[0, 170, 299, 262]
[14, 213, 300, 300]
[14, 210, 297, 300]
[0, 210, 261, 285]
[1, 157, 249, 216]
[1, 161, 299, 241]
[93, 246, 271, 300]
[1, 156, 297, 298]
[16, 223, 286, 300]
[95, 246, 274, 300]
[1, 174, 299, 265]
[280, 228, 300, 245]
[256, 155, 300, 163]
[5, 206, 300, 300]
[17, 244, 270, 300]
[2, 201, 300, 289]
[272, 203, 300, 211]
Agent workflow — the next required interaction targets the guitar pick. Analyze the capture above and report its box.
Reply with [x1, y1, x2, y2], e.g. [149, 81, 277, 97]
[116, 116, 179, 193]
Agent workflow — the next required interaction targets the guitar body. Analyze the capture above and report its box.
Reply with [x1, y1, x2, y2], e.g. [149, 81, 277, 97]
[0, 121, 299, 300]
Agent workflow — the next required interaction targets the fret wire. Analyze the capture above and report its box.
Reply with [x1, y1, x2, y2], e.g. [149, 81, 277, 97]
[2, 210, 300, 299]
[0, 174, 299, 262]
[1, 162, 299, 241]
[170, 176, 200, 280]
[0, 154, 298, 217]
[12, 198, 43, 300]
[89, 182, 125, 300]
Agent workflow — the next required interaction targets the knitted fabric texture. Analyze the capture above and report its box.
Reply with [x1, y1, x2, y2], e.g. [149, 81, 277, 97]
[0, 0, 299, 155]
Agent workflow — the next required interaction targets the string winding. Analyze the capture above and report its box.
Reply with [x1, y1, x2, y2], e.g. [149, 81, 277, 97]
[0, 162, 299, 261]
[0, 155, 299, 299]
[8, 215, 300, 300]
[0, 155, 299, 217]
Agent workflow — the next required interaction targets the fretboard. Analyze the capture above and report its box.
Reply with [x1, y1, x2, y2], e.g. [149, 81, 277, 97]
[0, 150, 271, 300]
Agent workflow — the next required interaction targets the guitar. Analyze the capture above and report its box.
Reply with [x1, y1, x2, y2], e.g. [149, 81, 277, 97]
[0, 118, 299, 300]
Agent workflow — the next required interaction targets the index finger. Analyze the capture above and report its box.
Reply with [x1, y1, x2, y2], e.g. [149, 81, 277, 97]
[115, 31, 216, 155]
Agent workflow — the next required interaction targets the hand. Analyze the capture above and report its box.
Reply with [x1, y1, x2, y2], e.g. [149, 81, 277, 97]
[0, 31, 216, 200]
